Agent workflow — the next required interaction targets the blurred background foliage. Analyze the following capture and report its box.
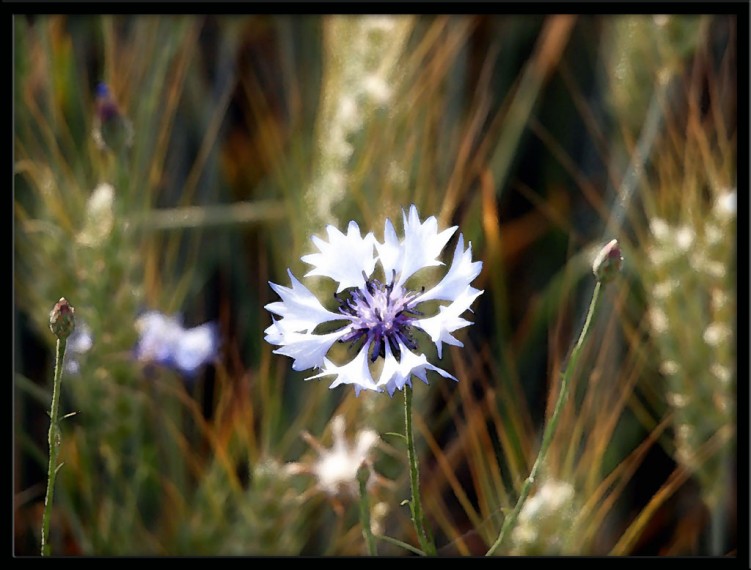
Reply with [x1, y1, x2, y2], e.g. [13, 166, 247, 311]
[14, 14, 737, 556]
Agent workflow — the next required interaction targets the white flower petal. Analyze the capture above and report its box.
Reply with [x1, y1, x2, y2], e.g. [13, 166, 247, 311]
[271, 328, 349, 372]
[401, 349, 457, 387]
[264, 318, 285, 345]
[394, 205, 456, 286]
[376, 341, 457, 396]
[265, 269, 344, 333]
[375, 341, 403, 391]
[306, 346, 379, 395]
[374, 217, 401, 279]
[265, 315, 320, 343]
[416, 234, 483, 303]
[413, 288, 483, 358]
[301, 221, 377, 293]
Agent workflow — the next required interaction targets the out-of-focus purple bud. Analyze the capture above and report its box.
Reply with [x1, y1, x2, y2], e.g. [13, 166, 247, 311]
[92, 82, 134, 152]
[592, 239, 623, 283]
[49, 298, 76, 340]
[95, 82, 120, 122]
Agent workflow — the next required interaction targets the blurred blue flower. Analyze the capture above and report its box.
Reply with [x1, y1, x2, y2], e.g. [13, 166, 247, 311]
[134, 311, 219, 376]
[265, 205, 483, 396]
[63, 321, 93, 376]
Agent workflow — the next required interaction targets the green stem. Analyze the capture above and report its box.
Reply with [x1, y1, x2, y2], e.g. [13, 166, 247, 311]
[358, 464, 377, 556]
[486, 281, 603, 556]
[40, 338, 66, 556]
[404, 387, 436, 556]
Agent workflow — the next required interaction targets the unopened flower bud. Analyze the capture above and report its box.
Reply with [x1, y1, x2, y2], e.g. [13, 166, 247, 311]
[592, 239, 623, 283]
[356, 459, 372, 489]
[49, 298, 76, 340]
[92, 82, 134, 153]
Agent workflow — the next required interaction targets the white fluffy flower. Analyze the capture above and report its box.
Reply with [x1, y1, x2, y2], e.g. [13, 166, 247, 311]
[310, 415, 379, 496]
[265, 205, 483, 395]
[77, 183, 115, 247]
[714, 188, 736, 220]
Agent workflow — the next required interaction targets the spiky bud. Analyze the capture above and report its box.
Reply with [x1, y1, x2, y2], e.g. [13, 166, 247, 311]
[49, 298, 76, 340]
[592, 239, 623, 283]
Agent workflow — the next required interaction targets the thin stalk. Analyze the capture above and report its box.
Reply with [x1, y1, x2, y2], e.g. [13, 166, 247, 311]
[358, 463, 377, 556]
[404, 387, 436, 556]
[486, 281, 603, 556]
[376, 534, 426, 556]
[40, 338, 67, 556]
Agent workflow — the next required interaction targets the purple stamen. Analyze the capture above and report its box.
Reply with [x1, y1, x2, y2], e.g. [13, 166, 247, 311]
[337, 275, 421, 363]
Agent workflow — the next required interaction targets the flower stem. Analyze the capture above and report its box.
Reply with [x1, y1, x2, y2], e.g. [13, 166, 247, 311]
[404, 387, 436, 556]
[40, 338, 67, 556]
[358, 463, 377, 556]
[486, 281, 603, 556]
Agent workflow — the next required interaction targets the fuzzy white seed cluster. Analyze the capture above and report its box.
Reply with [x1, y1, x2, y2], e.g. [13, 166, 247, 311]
[306, 16, 413, 226]
[644, 188, 735, 508]
[77, 183, 116, 247]
[510, 479, 577, 555]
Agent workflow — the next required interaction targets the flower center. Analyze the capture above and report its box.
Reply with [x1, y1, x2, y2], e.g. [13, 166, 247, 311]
[337, 275, 421, 362]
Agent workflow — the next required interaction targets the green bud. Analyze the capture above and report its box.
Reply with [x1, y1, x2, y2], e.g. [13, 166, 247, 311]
[592, 239, 623, 283]
[49, 297, 76, 340]
[356, 459, 371, 489]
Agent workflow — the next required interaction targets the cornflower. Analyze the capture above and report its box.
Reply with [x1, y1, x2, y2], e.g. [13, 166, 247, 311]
[265, 205, 483, 396]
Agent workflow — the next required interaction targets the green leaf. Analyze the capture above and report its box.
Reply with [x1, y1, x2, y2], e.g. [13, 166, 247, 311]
[375, 534, 426, 556]
[384, 432, 407, 443]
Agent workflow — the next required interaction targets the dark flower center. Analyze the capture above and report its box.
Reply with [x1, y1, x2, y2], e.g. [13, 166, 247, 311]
[336, 274, 421, 362]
